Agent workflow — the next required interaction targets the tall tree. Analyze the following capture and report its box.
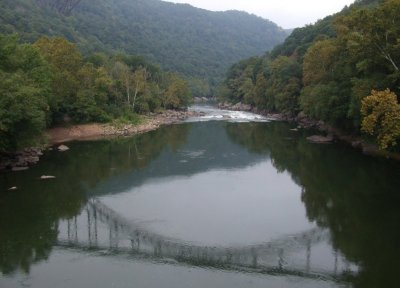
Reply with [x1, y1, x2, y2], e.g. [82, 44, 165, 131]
[111, 61, 132, 108]
[34, 37, 83, 121]
[132, 67, 149, 112]
[336, 0, 400, 73]
[0, 34, 51, 152]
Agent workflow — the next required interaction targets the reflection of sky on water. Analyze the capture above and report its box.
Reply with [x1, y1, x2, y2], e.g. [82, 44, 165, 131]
[100, 161, 312, 246]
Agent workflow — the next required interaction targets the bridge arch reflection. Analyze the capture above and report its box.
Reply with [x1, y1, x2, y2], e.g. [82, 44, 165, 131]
[56, 199, 356, 282]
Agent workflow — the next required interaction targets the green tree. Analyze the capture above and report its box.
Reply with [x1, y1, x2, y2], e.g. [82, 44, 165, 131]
[253, 73, 268, 108]
[266, 56, 302, 114]
[0, 34, 51, 152]
[110, 61, 133, 109]
[164, 74, 192, 109]
[72, 63, 112, 122]
[34, 37, 83, 122]
[336, 0, 400, 73]
[303, 39, 339, 86]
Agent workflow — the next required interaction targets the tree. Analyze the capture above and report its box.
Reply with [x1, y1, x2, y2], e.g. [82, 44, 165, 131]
[164, 74, 192, 109]
[336, 0, 400, 73]
[111, 61, 133, 109]
[34, 37, 83, 122]
[361, 89, 400, 150]
[300, 82, 340, 121]
[220, 57, 260, 104]
[0, 34, 51, 152]
[303, 39, 339, 86]
[253, 73, 268, 108]
[132, 67, 149, 112]
[72, 63, 112, 122]
[266, 56, 302, 114]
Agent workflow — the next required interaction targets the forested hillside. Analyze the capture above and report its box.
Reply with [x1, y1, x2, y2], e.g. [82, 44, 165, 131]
[0, 34, 192, 153]
[0, 0, 287, 91]
[219, 0, 400, 150]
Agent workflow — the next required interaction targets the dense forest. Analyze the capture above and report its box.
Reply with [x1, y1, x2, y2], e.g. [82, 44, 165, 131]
[0, 34, 192, 153]
[0, 0, 287, 93]
[219, 0, 400, 150]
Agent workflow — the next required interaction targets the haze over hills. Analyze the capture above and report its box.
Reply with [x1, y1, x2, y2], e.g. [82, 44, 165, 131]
[0, 0, 288, 85]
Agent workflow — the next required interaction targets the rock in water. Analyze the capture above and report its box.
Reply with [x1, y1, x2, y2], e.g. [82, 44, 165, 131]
[307, 135, 334, 143]
[58, 145, 70, 152]
[11, 167, 29, 172]
[40, 175, 56, 180]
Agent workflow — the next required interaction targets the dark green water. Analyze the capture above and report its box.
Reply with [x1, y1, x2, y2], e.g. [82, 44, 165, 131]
[1, 109, 400, 288]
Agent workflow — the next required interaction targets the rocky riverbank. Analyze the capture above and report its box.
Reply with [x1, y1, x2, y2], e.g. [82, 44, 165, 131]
[0, 148, 44, 172]
[48, 109, 202, 144]
[218, 102, 400, 161]
[0, 110, 204, 172]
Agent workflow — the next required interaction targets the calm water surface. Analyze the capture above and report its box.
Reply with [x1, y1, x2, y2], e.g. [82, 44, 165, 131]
[1, 106, 400, 288]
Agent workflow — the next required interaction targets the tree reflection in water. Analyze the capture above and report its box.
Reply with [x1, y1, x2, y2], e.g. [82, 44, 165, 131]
[226, 121, 400, 288]
[0, 124, 189, 275]
[1, 120, 400, 288]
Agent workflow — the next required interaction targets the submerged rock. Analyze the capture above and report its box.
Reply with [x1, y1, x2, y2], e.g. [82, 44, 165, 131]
[40, 175, 56, 180]
[11, 166, 29, 171]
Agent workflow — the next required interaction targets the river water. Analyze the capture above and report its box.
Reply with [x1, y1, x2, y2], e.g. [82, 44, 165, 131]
[1, 105, 400, 288]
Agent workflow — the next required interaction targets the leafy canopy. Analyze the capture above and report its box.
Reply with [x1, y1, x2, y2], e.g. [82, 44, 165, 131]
[361, 89, 400, 150]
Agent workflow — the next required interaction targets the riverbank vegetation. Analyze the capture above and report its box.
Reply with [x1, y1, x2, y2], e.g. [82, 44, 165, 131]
[0, 34, 192, 153]
[218, 0, 400, 150]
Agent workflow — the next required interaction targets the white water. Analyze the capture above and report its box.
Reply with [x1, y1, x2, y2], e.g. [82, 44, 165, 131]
[188, 105, 271, 123]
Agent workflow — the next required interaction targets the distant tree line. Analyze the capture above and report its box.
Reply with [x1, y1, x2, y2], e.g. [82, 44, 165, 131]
[0, 0, 287, 93]
[219, 0, 400, 150]
[0, 34, 192, 153]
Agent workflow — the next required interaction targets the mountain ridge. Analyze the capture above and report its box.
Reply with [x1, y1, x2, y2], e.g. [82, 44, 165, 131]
[0, 0, 287, 85]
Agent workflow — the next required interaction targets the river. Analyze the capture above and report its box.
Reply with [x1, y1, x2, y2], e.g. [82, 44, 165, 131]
[1, 105, 400, 288]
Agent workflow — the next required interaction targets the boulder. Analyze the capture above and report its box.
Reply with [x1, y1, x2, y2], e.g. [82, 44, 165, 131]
[297, 111, 307, 119]
[231, 102, 252, 111]
[218, 102, 231, 109]
[26, 156, 40, 165]
[307, 135, 334, 143]
[58, 145, 70, 152]
[352, 140, 362, 149]
[316, 120, 328, 131]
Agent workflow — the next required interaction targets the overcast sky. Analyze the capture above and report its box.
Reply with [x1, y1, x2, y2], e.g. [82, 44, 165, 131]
[164, 0, 355, 28]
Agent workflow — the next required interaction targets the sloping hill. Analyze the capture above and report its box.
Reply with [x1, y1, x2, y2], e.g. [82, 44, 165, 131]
[219, 0, 400, 146]
[0, 0, 287, 83]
